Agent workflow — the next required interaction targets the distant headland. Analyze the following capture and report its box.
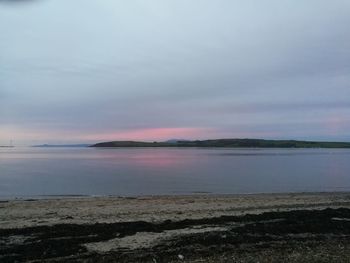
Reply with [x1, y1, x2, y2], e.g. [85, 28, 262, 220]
[32, 144, 91, 148]
[90, 139, 350, 148]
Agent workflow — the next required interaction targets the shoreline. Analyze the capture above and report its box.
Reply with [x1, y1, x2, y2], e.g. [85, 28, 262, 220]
[2, 192, 350, 228]
[2, 192, 350, 262]
[2, 189, 350, 201]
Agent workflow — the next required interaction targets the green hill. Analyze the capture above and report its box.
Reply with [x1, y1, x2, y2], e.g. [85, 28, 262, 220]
[90, 139, 350, 148]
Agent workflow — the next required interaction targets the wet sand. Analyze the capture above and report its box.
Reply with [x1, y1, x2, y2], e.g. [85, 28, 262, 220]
[1, 192, 350, 262]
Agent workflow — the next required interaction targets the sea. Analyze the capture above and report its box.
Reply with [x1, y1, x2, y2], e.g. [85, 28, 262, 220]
[1, 147, 350, 198]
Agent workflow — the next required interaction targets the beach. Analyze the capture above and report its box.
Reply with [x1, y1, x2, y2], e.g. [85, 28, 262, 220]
[1, 192, 350, 262]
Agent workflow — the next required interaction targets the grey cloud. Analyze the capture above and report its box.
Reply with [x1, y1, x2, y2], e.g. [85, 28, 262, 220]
[208, 101, 350, 115]
[1, 0, 350, 144]
[0, 0, 41, 5]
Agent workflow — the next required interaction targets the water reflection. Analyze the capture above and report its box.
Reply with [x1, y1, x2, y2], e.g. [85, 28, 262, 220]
[1, 147, 350, 198]
[126, 151, 187, 168]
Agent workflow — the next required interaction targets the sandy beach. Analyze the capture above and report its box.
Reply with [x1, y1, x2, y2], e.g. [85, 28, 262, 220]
[1, 192, 350, 262]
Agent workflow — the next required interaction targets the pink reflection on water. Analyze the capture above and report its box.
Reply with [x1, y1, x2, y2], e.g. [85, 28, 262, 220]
[96, 149, 194, 169]
[125, 150, 192, 169]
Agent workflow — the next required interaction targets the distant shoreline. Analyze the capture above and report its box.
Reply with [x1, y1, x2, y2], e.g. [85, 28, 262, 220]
[91, 138, 350, 148]
[32, 144, 90, 148]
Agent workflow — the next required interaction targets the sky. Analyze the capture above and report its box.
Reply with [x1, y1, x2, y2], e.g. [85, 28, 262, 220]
[1, 0, 350, 145]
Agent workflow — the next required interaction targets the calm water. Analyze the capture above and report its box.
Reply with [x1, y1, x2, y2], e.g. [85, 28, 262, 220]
[1, 147, 350, 198]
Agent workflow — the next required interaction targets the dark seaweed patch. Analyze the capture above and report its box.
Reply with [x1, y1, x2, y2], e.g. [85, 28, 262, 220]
[1, 208, 350, 262]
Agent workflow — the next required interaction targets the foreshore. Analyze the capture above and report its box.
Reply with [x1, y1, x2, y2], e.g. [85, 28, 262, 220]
[1, 192, 350, 262]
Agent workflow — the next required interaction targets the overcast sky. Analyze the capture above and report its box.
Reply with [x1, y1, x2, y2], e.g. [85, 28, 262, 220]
[1, 0, 350, 145]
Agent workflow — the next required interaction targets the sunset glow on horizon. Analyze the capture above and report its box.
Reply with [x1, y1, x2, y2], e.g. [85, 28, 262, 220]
[80, 127, 211, 142]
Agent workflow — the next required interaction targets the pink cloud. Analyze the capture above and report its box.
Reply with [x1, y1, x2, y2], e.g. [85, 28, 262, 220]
[325, 116, 349, 136]
[81, 127, 211, 141]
